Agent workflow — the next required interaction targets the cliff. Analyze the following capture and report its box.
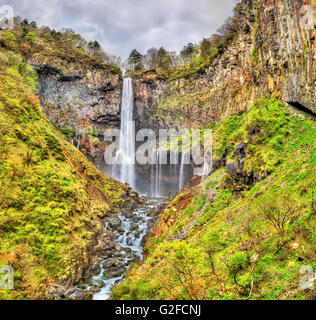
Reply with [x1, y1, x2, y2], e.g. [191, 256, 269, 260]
[35, 64, 122, 136]
[0, 21, 123, 163]
[133, 0, 315, 132]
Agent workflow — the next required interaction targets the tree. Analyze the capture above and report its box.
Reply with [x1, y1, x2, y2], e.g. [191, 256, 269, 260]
[128, 49, 143, 71]
[50, 29, 62, 39]
[200, 38, 211, 60]
[157, 47, 172, 69]
[88, 41, 101, 50]
[145, 47, 158, 69]
[180, 42, 195, 61]
[29, 21, 37, 28]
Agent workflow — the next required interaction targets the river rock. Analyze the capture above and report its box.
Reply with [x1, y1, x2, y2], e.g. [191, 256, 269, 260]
[130, 223, 138, 231]
[90, 279, 105, 290]
[103, 258, 126, 278]
[121, 209, 133, 218]
[71, 291, 94, 300]
[103, 258, 117, 269]
[106, 266, 126, 278]
[89, 259, 102, 276]
[95, 237, 116, 252]
[109, 217, 122, 229]
[126, 236, 135, 246]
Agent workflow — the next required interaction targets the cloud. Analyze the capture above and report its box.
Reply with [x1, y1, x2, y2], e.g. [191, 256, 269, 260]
[1, 0, 236, 58]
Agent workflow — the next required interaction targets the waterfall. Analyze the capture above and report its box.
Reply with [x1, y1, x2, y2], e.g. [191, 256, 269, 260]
[154, 150, 162, 197]
[179, 149, 190, 190]
[114, 78, 135, 189]
[155, 151, 159, 197]
[151, 149, 162, 198]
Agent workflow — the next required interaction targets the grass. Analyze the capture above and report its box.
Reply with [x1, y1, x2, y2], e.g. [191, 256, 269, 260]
[0, 48, 127, 299]
[111, 98, 316, 300]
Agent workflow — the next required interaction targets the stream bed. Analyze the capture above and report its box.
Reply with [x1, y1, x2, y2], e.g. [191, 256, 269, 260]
[70, 198, 164, 300]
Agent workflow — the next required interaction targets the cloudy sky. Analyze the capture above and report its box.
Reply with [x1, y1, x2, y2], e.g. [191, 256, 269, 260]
[2, 0, 236, 58]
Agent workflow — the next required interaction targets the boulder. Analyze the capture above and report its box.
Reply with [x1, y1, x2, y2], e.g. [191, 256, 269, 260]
[226, 161, 239, 176]
[109, 217, 121, 230]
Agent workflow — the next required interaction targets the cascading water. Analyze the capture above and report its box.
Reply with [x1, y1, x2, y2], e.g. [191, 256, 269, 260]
[179, 149, 190, 190]
[151, 149, 163, 197]
[113, 78, 135, 189]
[68, 77, 198, 300]
[92, 203, 155, 300]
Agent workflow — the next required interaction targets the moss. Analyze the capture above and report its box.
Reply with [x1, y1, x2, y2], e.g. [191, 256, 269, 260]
[0, 49, 128, 299]
[0, 22, 121, 75]
[112, 99, 316, 300]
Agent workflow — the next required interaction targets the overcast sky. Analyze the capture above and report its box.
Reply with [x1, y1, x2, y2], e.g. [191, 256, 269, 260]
[2, 0, 236, 58]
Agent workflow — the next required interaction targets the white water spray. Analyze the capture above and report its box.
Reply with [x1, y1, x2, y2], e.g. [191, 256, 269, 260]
[113, 78, 135, 189]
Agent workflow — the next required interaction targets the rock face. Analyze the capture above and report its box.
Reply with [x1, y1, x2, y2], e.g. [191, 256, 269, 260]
[32, 63, 123, 136]
[133, 0, 315, 131]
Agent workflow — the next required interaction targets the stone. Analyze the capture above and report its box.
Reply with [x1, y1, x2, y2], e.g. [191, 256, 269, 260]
[226, 161, 239, 176]
[109, 217, 121, 230]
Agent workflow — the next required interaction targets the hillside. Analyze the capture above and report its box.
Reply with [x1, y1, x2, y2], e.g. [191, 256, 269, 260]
[112, 98, 316, 300]
[132, 0, 315, 134]
[0, 20, 123, 162]
[0, 45, 133, 299]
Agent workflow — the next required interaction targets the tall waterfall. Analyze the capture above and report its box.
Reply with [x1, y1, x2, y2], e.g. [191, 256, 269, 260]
[114, 78, 135, 189]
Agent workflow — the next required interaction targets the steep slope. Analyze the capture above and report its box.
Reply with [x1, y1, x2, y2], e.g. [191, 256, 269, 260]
[112, 98, 315, 300]
[0, 48, 134, 299]
[133, 0, 315, 132]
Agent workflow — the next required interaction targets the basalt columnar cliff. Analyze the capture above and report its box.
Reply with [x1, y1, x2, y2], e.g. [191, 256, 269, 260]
[133, 0, 315, 133]
[0, 0, 315, 301]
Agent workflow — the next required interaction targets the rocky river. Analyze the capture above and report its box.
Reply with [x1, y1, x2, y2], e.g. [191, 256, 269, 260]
[69, 198, 165, 300]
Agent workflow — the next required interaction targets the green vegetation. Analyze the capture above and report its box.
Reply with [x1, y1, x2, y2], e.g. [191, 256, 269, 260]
[126, 1, 247, 81]
[0, 18, 121, 75]
[112, 98, 316, 300]
[0, 48, 127, 299]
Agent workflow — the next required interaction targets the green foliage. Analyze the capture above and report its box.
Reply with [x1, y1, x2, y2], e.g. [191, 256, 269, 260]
[227, 253, 249, 276]
[128, 49, 143, 71]
[25, 32, 36, 44]
[112, 99, 316, 300]
[0, 49, 127, 299]
[0, 21, 121, 75]
[112, 241, 210, 300]
[88, 41, 101, 50]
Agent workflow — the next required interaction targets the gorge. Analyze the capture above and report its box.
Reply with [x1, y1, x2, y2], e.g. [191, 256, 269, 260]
[0, 0, 315, 301]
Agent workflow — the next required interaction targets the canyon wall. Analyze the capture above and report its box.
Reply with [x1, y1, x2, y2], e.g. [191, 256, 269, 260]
[32, 62, 123, 136]
[31, 61, 123, 162]
[134, 0, 315, 132]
